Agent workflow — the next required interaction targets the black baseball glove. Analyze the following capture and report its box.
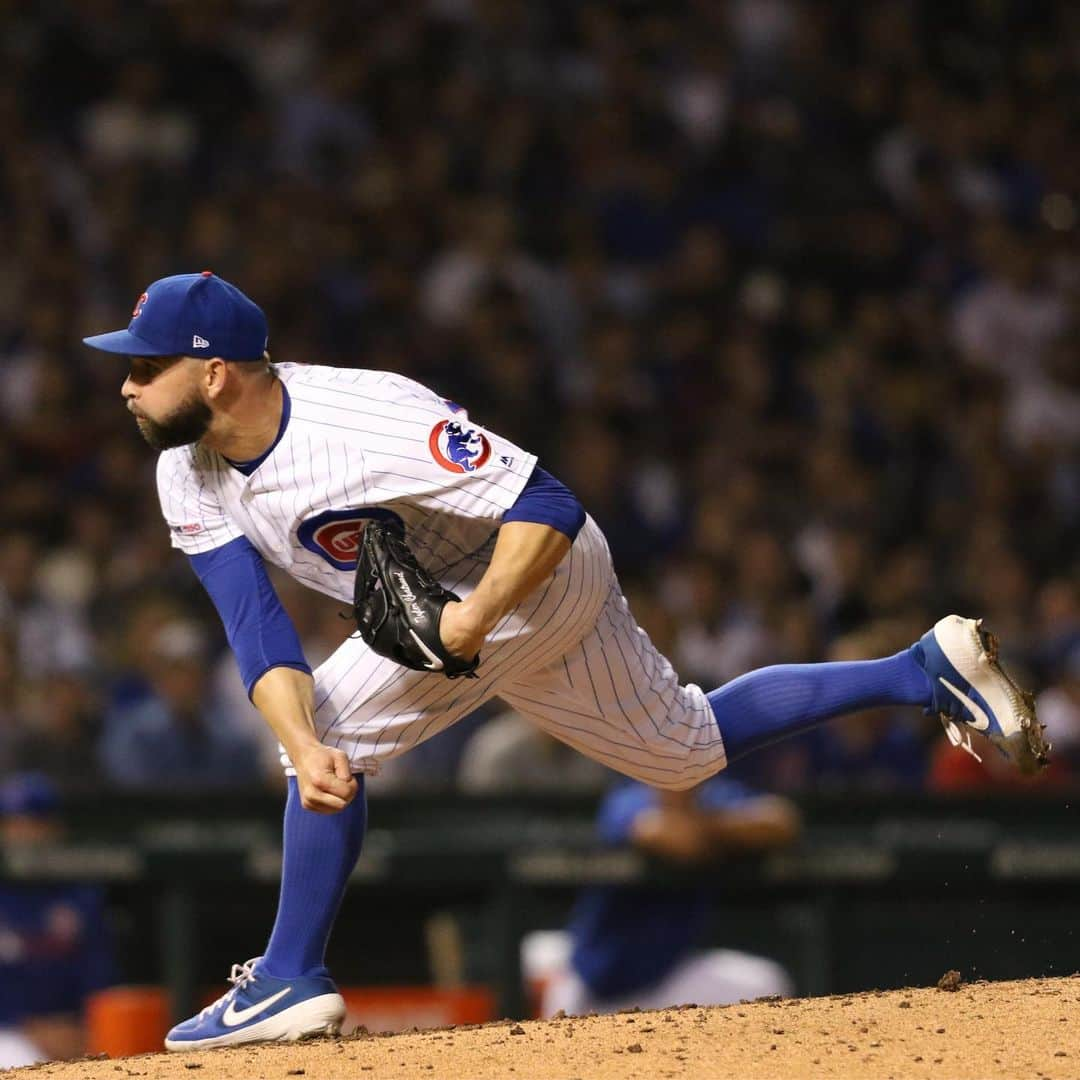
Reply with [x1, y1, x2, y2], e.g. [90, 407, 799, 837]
[352, 520, 480, 678]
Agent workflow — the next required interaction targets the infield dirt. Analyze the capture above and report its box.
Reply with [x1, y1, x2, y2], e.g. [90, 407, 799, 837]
[11, 975, 1080, 1079]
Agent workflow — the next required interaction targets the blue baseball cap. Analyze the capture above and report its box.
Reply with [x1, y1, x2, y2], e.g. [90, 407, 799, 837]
[83, 271, 268, 360]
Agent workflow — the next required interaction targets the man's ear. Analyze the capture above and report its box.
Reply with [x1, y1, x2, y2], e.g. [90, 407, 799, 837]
[203, 357, 229, 399]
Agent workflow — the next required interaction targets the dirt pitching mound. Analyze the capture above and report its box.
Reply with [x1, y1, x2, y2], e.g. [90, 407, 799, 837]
[13, 975, 1080, 1079]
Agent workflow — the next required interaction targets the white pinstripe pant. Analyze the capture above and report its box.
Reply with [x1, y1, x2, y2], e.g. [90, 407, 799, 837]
[294, 516, 726, 790]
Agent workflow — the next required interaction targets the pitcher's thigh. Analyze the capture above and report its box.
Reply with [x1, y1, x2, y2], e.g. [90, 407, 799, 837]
[499, 590, 727, 789]
[301, 635, 496, 773]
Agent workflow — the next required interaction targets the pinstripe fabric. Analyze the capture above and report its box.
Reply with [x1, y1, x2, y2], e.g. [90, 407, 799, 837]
[156, 363, 537, 583]
[305, 517, 725, 790]
[155, 362, 727, 791]
[305, 515, 608, 769]
[500, 581, 726, 790]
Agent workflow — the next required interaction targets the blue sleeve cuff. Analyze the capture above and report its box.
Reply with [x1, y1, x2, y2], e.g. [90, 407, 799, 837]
[188, 536, 311, 697]
[502, 465, 586, 540]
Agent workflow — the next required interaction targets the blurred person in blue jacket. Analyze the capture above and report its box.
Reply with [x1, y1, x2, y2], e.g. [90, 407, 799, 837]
[530, 777, 798, 1018]
[0, 774, 115, 1067]
[98, 617, 263, 789]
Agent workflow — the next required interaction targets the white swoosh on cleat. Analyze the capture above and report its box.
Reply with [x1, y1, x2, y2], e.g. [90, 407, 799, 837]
[222, 988, 292, 1027]
[939, 677, 991, 732]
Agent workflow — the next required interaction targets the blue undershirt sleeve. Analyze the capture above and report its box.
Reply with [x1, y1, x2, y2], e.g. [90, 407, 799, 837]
[188, 536, 311, 697]
[502, 464, 586, 540]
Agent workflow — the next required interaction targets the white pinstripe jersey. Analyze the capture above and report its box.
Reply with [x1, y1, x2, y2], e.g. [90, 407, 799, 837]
[155, 361, 724, 789]
[156, 362, 538, 597]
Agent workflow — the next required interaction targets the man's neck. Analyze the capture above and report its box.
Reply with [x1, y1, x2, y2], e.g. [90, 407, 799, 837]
[200, 376, 284, 462]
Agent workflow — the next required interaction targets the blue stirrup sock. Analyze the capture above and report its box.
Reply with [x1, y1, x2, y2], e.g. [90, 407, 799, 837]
[261, 775, 367, 979]
[708, 649, 932, 764]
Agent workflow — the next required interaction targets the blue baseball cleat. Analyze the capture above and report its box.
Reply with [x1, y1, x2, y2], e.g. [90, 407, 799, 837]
[913, 615, 1048, 775]
[164, 957, 345, 1051]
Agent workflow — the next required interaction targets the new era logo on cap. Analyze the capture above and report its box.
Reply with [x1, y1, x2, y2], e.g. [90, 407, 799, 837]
[82, 272, 268, 361]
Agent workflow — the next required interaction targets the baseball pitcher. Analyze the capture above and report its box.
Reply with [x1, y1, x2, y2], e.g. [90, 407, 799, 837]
[84, 273, 1046, 1049]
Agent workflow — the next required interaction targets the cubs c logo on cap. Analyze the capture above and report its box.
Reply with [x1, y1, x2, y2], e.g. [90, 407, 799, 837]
[429, 419, 491, 474]
[132, 292, 149, 318]
[298, 507, 405, 570]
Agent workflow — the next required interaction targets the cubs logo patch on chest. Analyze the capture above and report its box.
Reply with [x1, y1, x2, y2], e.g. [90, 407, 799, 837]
[298, 508, 405, 570]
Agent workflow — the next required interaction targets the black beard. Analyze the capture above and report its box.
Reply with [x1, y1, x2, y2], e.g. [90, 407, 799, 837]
[135, 394, 212, 450]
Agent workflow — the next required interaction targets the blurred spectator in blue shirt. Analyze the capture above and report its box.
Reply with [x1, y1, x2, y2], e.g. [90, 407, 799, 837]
[802, 707, 928, 792]
[11, 665, 102, 791]
[0, 774, 115, 1068]
[98, 618, 262, 790]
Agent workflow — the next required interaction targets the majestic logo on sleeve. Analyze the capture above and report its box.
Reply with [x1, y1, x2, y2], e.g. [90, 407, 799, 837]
[298, 508, 405, 570]
[428, 419, 491, 474]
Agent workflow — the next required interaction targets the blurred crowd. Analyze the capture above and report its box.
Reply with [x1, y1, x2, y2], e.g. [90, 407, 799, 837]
[0, 0, 1077, 797]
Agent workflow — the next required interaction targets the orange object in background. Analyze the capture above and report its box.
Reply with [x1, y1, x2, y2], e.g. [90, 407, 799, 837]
[86, 986, 170, 1056]
[340, 986, 495, 1034]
